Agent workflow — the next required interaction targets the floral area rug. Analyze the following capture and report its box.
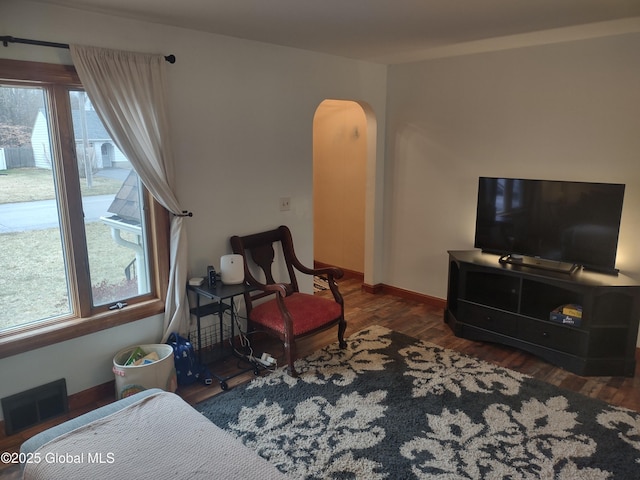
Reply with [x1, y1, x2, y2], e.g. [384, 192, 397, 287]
[195, 325, 640, 479]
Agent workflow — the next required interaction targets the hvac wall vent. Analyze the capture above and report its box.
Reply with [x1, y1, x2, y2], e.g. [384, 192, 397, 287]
[1, 379, 68, 435]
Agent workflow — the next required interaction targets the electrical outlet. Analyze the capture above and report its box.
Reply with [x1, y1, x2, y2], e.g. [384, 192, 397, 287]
[279, 197, 291, 211]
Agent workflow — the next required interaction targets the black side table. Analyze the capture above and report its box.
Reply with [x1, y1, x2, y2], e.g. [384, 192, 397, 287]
[187, 281, 257, 390]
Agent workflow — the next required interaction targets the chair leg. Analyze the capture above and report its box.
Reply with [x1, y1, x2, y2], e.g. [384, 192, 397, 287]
[283, 320, 346, 377]
[284, 336, 298, 377]
[338, 317, 347, 349]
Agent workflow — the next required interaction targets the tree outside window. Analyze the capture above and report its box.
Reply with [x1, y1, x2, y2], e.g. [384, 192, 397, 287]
[0, 60, 168, 357]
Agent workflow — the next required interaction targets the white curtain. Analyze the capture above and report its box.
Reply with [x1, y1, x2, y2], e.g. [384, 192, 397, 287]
[70, 44, 189, 341]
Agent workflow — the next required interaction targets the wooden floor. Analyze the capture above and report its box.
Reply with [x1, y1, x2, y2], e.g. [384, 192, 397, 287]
[181, 276, 640, 410]
[2, 277, 639, 477]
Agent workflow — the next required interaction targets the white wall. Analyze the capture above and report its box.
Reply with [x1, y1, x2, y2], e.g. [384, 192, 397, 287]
[384, 33, 640, 345]
[0, 0, 387, 414]
[0, 314, 165, 404]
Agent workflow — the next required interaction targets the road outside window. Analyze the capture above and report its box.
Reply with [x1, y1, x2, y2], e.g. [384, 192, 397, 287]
[0, 85, 150, 332]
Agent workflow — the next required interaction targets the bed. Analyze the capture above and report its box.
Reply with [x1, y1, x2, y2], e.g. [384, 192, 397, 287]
[21, 389, 287, 480]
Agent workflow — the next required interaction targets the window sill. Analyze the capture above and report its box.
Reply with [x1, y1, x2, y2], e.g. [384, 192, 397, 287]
[0, 299, 165, 360]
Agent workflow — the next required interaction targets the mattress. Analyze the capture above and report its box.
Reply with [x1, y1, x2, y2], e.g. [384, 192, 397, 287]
[21, 390, 288, 480]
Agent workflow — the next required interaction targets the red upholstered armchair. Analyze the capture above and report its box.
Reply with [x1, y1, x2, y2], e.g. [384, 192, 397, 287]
[230, 225, 347, 377]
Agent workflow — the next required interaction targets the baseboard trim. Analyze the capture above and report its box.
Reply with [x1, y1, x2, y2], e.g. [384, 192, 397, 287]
[361, 282, 446, 310]
[67, 380, 115, 412]
[362, 283, 384, 294]
[312, 262, 445, 309]
[0, 380, 115, 440]
[376, 284, 447, 310]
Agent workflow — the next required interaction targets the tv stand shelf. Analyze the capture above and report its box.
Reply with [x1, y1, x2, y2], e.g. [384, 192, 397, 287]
[445, 250, 640, 377]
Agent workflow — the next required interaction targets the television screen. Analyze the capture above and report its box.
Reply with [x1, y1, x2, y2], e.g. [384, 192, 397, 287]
[474, 178, 625, 273]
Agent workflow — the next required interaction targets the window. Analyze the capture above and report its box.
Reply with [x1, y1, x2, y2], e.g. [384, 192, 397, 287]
[0, 59, 169, 358]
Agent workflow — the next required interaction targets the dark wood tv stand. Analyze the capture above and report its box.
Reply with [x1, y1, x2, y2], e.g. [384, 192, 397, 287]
[445, 250, 640, 377]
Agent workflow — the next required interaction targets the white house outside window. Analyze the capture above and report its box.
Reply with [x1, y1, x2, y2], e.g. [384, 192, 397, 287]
[0, 59, 168, 358]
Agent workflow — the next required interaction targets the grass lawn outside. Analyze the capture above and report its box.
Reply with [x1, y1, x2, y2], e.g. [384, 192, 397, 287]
[0, 167, 143, 331]
[0, 167, 123, 204]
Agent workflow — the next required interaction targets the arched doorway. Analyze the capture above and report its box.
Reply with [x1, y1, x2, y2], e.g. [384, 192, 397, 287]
[313, 100, 374, 282]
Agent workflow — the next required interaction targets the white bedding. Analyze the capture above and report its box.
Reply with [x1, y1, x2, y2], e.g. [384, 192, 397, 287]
[23, 391, 288, 480]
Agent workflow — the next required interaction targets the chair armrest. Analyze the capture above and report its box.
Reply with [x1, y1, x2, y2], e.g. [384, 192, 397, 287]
[278, 226, 343, 280]
[244, 277, 292, 298]
[298, 264, 344, 280]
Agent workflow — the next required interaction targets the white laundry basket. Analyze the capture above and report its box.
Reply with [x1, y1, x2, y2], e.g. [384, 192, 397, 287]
[112, 344, 177, 400]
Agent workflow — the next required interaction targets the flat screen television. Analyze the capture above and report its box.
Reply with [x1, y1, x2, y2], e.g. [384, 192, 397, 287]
[474, 177, 625, 274]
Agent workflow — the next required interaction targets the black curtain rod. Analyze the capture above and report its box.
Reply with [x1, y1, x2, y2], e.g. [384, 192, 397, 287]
[1, 35, 176, 64]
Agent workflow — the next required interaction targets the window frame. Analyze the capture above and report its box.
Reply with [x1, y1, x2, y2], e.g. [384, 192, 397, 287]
[0, 59, 170, 359]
